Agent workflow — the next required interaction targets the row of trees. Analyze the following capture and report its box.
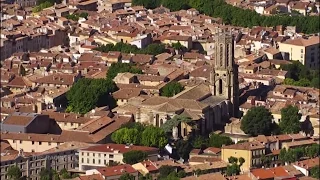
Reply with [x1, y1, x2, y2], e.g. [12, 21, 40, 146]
[132, 0, 320, 34]
[111, 122, 168, 148]
[94, 42, 166, 56]
[279, 144, 320, 164]
[281, 61, 320, 88]
[240, 105, 302, 137]
[7, 166, 78, 180]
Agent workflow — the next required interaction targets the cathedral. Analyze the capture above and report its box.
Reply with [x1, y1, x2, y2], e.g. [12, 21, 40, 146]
[210, 29, 240, 118]
[120, 30, 240, 138]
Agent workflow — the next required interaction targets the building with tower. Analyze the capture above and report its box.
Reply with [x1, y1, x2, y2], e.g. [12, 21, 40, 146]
[210, 29, 240, 118]
[115, 29, 240, 138]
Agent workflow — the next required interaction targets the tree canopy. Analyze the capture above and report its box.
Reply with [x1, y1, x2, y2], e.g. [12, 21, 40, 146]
[123, 150, 147, 164]
[39, 168, 60, 180]
[240, 106, 273, 136]
[279, 105, 302, 134]
[94, 42, 166, 56]
[226, 156, 244, 176]
[66, 78, 117, 114]
[160, 81, 184, 97]
[111, 123, 168, 148]
[311, 165, 320, 179]
[175, 139, 193, 160]
[120, 173, 135, 180]
[6, 166, 23, 180]
[161, 115, 192, 133]
[208, 133, 234, 148]
[158, 165, 177, 179]
[141, 126, 168, 148]
[106, 62, 143, 80]
[132, 0, 319, 34]
[281, 61, 320, 88]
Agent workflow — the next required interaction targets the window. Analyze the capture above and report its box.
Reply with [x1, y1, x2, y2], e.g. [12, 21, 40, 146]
[82, 152, 84, 156]
[301, 49, 303, 53]
[93, 159, 95, 164]
[32, 141, 35, 145]
[20, 140, 22, 144]
[98, 153, 101, 157]
[71, 123, 74, 126]
[48, 142, 51, 146]
[13, 140, 15, 143]
[98, 160, 101, 164]
[93, 153, 95, 157]
[87, 153, 89, 156]
[87, 159, 89, 163]
[39, 142, 42, 145]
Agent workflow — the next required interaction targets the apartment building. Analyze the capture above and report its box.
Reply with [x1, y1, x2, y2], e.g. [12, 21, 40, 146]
[278, 36, 320, 69]
[0, 142, 91, 180]
[221, 141, 266, 171]
[78, 144, 159, 171]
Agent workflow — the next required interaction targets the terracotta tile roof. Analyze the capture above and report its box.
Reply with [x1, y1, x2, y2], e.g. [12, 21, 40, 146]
[112, 88, 142, 100]
[181, 172, 226, 180]
[77, 174, 104, 180]
[189, 156, 221, 163]
[136, 74, 167, 82]
[81, 143, 158, 154]
[2, 112, 39, 126]
[41, 111, 91, 124]
[222, 141, 265, 150]
[250, 167, 292, 179]
[33, 73, 78, 86]
[282, 36, 319, 47]
[6, 76, 32, 88]
[204, 147, 221, 154]
[132, 54, 153, 64]
[189, 65, 212, 79]
[96, 164, 137, 177]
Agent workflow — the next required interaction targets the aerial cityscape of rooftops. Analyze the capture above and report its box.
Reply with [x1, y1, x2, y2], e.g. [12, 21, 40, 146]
[0, 0, 319, 179]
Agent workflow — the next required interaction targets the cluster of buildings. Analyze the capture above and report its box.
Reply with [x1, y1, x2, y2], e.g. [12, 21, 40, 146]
[226, 0, 320, 16]
[0, 0, 319, 180]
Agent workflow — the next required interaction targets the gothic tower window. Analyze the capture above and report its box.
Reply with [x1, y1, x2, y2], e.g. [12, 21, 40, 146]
[219, 44, 223, 67]
[226, 44, 230, 67]
[219, 79, 223, 94]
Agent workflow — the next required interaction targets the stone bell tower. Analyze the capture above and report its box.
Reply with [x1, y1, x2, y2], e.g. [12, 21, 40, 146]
[210, 29, 239, 117]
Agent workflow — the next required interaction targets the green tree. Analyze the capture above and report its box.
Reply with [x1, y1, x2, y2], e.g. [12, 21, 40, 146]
[106, 62, 143, 80]
[66, 78, 117, 114]
[59, 168, 72, 179]
[311, 165, 320, 179]
[226, 163, 240, 176]
[39, 168, 60, 180]
[240, 106, 273, 136]
[191, 135, 208, 149]
[208, 133, 234, 148]
[161, 115, 192, 133]
[141, 43, 166, 55]
[228, 156, 238, 164]
[310, 77, 320, 89]
[177, 170, 186, 178]
[160, 81, 184, 97]
[279, 105, 301, 134]
[175, 140, 193, 160]
[120, 173, 135, 180]
[171, 42, 185, 50]
[161, 0, 189, 11]
[306, 144, 320, 158]
[6, 166, 22, 180]
[158, 165, 176, 179]
[111, 127, 141, 145]
[123, 150, 147, 164]
[141, 126, 168, 148]
[132, 0, 161, 9]
[239, 157, 245, 166]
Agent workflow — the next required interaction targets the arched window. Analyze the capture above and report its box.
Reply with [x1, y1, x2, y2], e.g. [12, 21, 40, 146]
[219, 44, 223, 67]
[219, 79, 223, 94]
[160, 119, 164, 126]
[226, 44, 230, 67]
